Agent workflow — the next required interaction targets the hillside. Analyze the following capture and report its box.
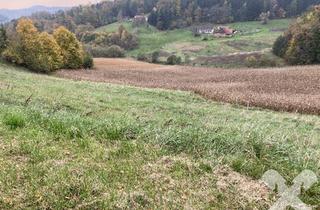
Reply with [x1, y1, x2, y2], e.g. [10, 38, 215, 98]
[0, 6, 68, 23]
[1, 61, 320, 209]
[19, 0, 314, 33]
[97, 19, 291, 67]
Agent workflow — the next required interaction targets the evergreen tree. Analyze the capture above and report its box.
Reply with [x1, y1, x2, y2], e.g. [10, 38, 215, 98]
[148, 8, 158, 26]
[0, 26, 7, 54]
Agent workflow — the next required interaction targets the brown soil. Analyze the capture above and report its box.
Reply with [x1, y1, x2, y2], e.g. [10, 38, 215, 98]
[56, 58, 320, 115]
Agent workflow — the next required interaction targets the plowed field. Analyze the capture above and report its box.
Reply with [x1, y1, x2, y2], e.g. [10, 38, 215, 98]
[57, 58, 320, 114]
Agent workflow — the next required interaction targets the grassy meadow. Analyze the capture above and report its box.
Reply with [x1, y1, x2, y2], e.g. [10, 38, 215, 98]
[97, 19, 291, 67]
[0, 61, 320, 209]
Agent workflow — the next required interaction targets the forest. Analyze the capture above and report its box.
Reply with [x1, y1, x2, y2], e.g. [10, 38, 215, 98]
[12, 0, 320, 33]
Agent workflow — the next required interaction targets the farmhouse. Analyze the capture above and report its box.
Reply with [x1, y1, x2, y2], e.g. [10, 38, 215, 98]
[197, 27, 214, 34]
[213, 26, 236, 37]
[133, 15, 148, 26]
[195, 26, 236, 37]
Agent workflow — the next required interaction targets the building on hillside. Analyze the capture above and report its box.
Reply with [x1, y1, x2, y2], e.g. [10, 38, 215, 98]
[133, 15, 148, 26]
[213, 26, 236, 37]
[193, 25, 236, 37]
[196, 27, 214, 34]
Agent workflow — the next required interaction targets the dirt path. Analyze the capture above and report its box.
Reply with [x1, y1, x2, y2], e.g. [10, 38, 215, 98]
[56, 58, 320, 115]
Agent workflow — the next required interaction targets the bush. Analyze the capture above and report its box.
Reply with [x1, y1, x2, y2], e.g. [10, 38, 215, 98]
[245, 56, 258, 68]
[105, 45, 125, 58]
[166, 55, 182, 65]
[245, 55, 277, 68]
[137, 53, 149, 62]
[151, 51, 160, 63]
[273, 35, 289, 57]
[85, 45, 125, 58]
[83, 53, 94, 69]
[202, 36, 209, 41]
[2, 45, 24, 65]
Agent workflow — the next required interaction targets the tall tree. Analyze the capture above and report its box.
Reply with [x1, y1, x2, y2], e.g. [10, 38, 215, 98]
[0, 26, 7, 54]
[33, 32, 63, 72]
[53, 26, 84, 69]
[16, 18, 40, 69]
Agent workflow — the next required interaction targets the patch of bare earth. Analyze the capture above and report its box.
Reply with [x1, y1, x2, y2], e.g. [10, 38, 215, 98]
[56, 58, 320, 115]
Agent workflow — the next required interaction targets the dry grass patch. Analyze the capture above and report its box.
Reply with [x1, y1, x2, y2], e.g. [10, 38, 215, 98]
[140, 155, 273, 209]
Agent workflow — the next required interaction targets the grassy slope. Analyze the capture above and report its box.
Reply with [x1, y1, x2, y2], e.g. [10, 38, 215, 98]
[0, 62, 320, 209]
[97, 19, 291, 61]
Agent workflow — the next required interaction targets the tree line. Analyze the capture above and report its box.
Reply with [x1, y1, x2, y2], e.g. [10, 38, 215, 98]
[0, 19, 93, 73]
[12, 0, 319, 32]
[273, 5, 320, 64]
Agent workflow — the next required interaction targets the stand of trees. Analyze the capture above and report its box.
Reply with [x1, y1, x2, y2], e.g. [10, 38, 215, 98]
[80, 25, 138, 50]
[82, 25, 138, 58]
[0, 26, 7, 54]
[273, 5, 320, 65]
[12, 0, 319, 32]
[0, 19, 92, 72]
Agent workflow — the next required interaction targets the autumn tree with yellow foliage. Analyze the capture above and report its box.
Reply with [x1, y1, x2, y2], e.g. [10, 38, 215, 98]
[53, 26, 84, 69]
[1, 19, 89, 73]
[35, 32, 63, 72]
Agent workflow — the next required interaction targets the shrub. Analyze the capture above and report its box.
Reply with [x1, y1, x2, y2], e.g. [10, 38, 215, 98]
[202, 36, 209, 41]
[245, 55, 277, 68]
[166, 55, 182, 65]
[105, 45, 125, 58]
[151, 51, 160, 63]
[258, 55, 277, 67]
[85, 45, 125, 58]
[137, 53, 149, 62]
[245, 56, 258, 68]
[273, 35, 289, 57]
[83, 53, 94, 69]
[2, 45, 24, 65]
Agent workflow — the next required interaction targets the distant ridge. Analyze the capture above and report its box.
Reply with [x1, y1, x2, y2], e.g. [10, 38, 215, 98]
[0, 5, 69, 23]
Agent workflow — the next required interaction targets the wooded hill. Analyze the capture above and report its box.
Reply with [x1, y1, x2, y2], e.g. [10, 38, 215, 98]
[10, 0, 320, 33]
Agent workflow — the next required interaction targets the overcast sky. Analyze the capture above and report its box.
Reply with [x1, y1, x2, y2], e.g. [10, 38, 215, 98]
[0, 0, 101, 9]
